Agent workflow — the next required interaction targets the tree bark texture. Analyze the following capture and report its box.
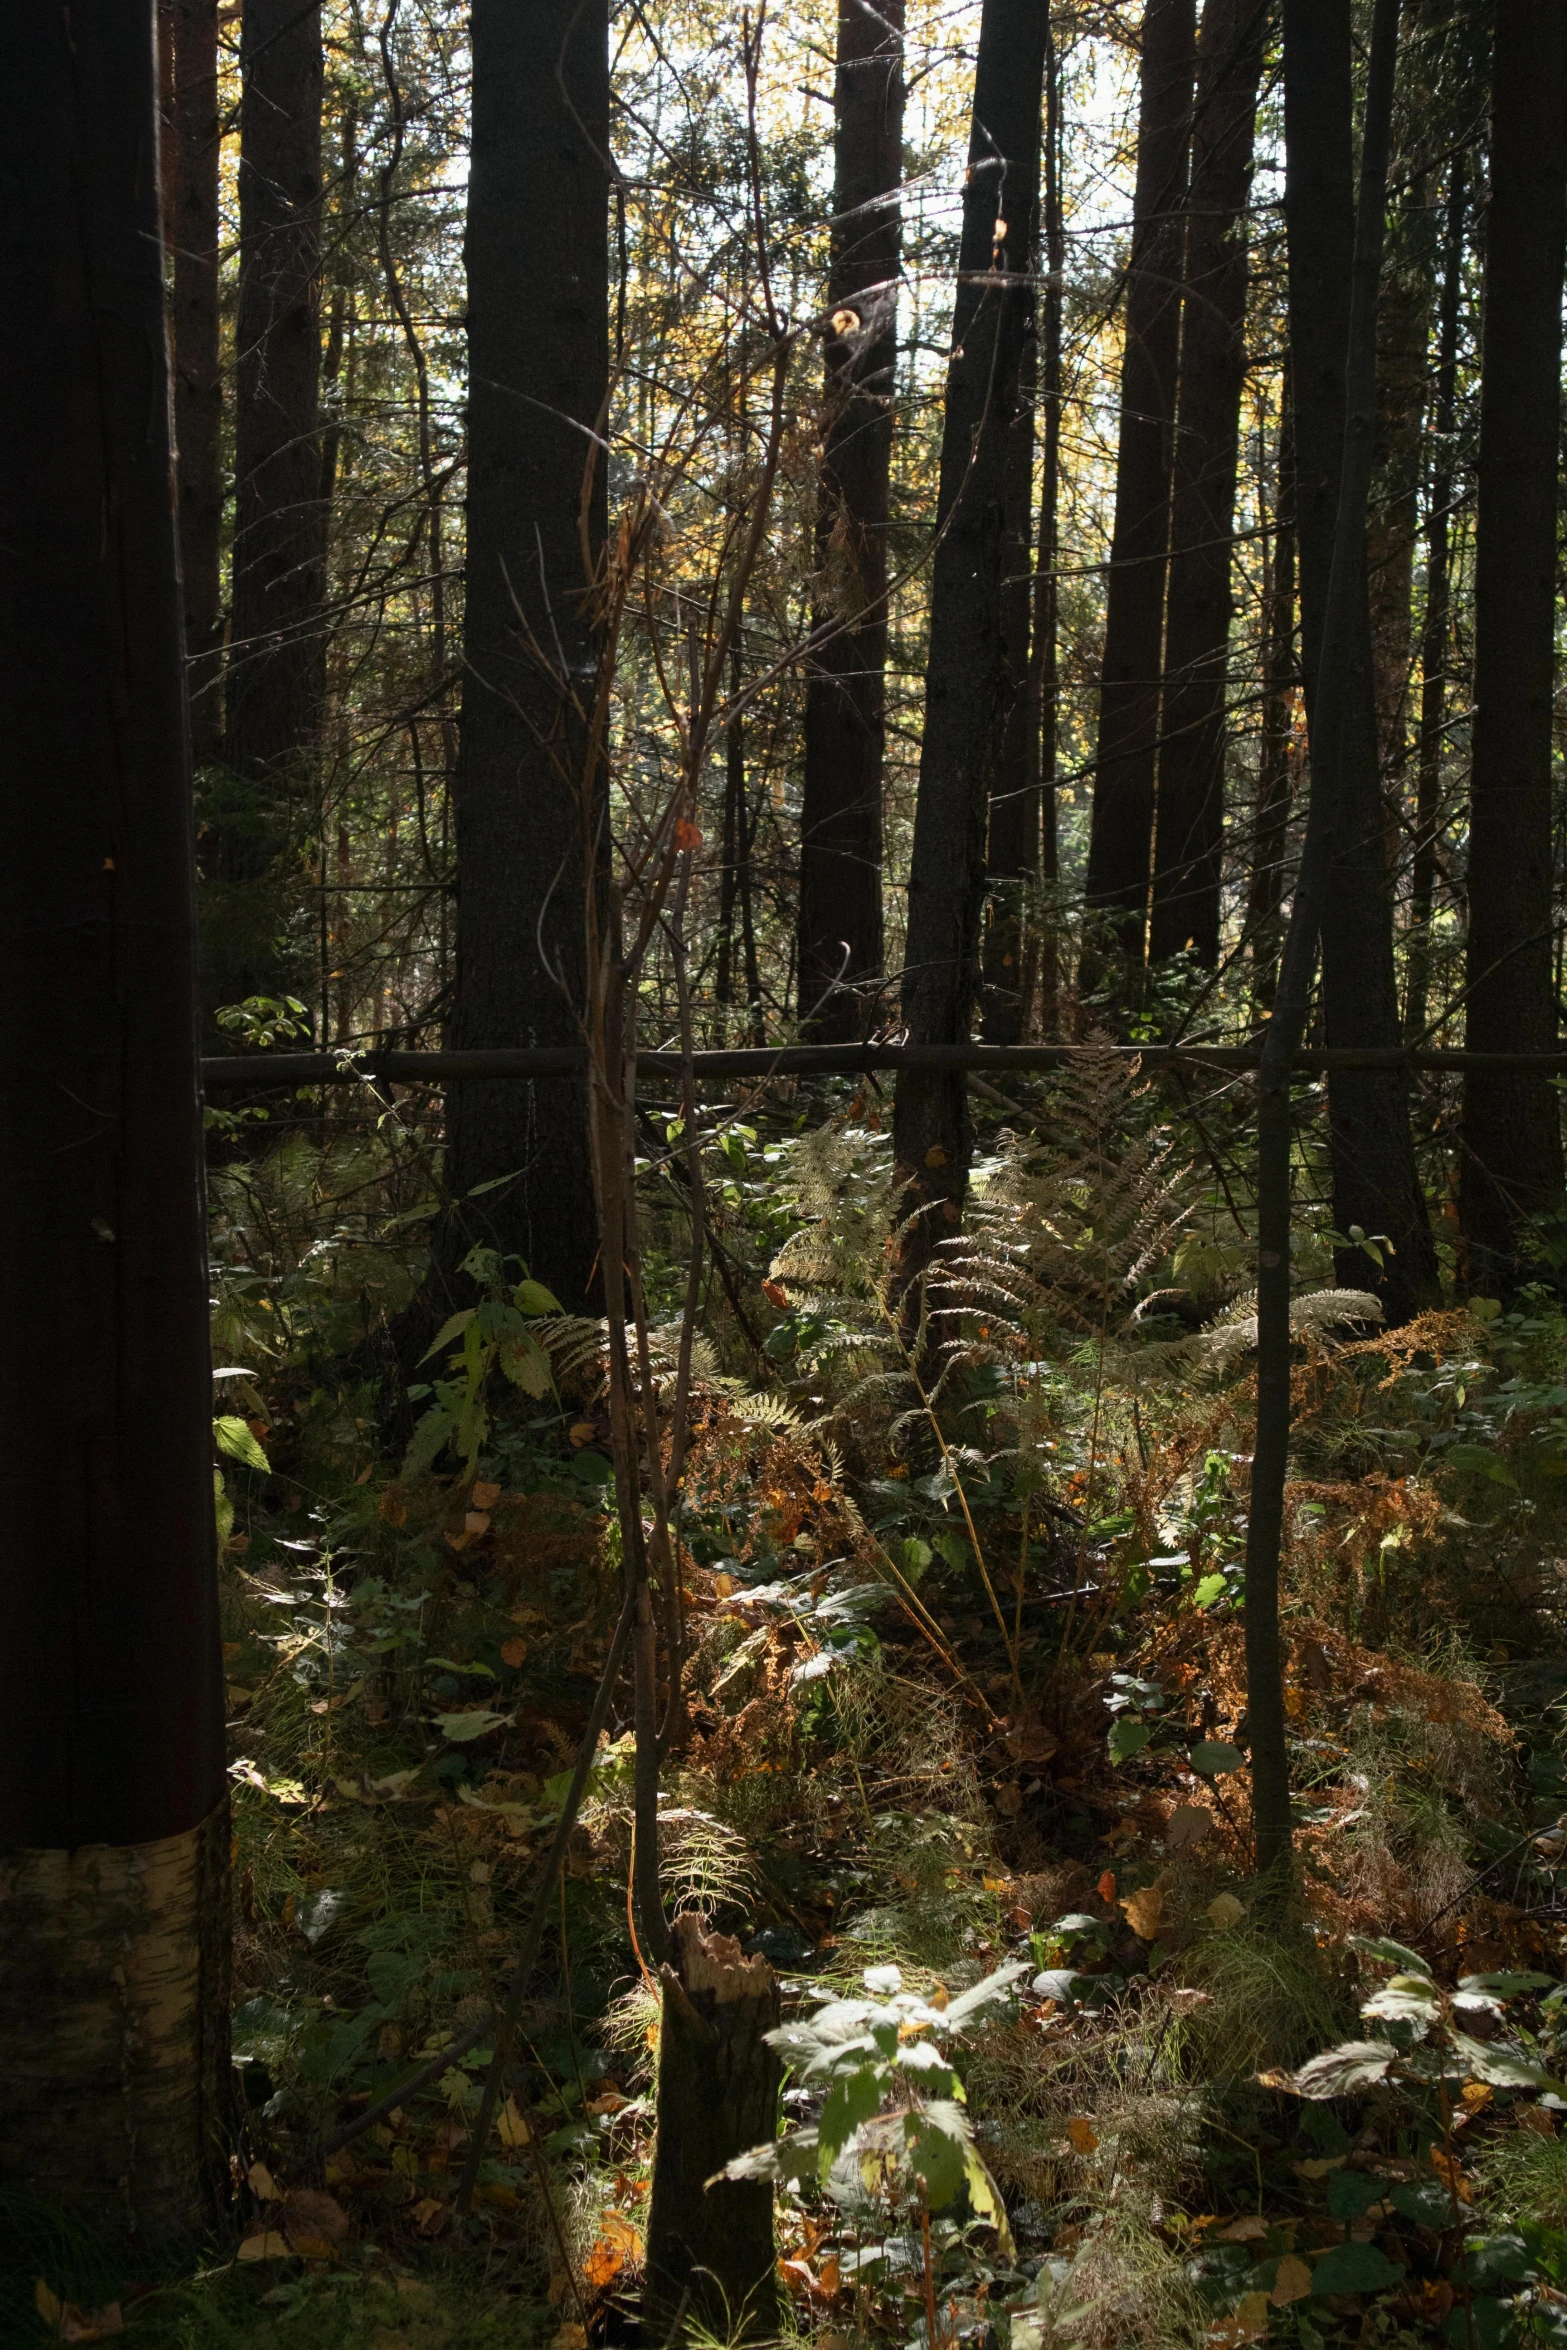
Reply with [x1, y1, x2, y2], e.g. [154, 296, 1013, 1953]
[645, 1915, 781, 2338]
[1283, 0, 1437, 1323]
[1147, 0, 1263, 968]
[1249, 382, 1296, 1011]
[980, 262, 1040, 1045]
[1246, 0, 1402, 1882]
[1460, 0, 1567, 1291]
[1406, 154, 1464, 1043]
[892, 0, 1048, 1274]
[1034, 28, 1066, 1037]
[440, 0, 609, 1314]
[160, 0, 225, 766]
[214, 0, 325, 1020]
[798, 0, 904, 1041]
[1084, 0, 1196, 957]
[0, 0, 229, 2233]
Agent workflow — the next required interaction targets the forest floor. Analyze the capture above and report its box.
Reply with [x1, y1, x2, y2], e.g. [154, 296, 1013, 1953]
[10, 1085, 1567, 2350]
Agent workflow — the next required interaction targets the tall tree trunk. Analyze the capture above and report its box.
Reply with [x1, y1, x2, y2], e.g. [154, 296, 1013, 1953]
[0, 0, 228, 2235]
[213, 0, 325, 1029]
[438, 0, 609, 1315]
[1148, 0, 1264, 967]
[1249, 380, 1296, 1011]
[1084, 0, 1196, 965]
[797, 0, 904, 1040]
[891, 0, 1049, 1280]
[1405, 153, 1464, 1043]
[981, 240, 1041, 1043]
[1283, 0, 1437, 1323]
[1460, 0, 1567, 1291]
[1365, 189, 1428, 852]
[160, 0, 224, 766]
[1034, 24, 1066, 1036]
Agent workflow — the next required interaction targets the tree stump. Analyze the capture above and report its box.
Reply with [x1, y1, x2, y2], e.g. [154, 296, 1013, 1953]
[644, 1913, 781, 2339]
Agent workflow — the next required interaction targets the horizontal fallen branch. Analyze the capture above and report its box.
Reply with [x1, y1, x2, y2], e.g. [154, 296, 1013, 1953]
[199, 1041, 1567, 1088]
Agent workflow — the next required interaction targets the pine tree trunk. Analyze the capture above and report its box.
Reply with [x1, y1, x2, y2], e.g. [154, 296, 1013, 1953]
[1035, 30, 1066, 1036]
[1148, 0, 1264, 967]
[160, 0, 224, 766]
[1406, 155, 1464, 1043]
[436, 0, 609, 1315]
[1283, 0, 1438, 1324]
[892, 0, 1048, 1282]
[980, 307, 1039, 1044]
[0, 0, 229, 2237]
[1460, 0, 1567, 1291]
[645, 1916, 781, 2339]
[214, 0, 325, 1027]
[1249, 380, 1296, 1013]
[798, 0, 904, 1041]
[1084, 0, 1195, 964]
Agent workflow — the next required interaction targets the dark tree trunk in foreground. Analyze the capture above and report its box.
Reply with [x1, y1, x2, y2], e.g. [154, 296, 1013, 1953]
[1084, 0, 1196, 962]
[1283, 0, 1437, 1323]
[1405, 154, 1464, 1043]
[645, 1916, 781, 2339]
[213, 0, 325, 1027]
[981, 224, 1041, 1044]
[1460, 0, 1567, 1291]
[0, 0, 228, 2234]
[1034, 28, 1066, 1034]
[892, 0, 1048, 1276]
[1249, 382, 1296, 1011]
[798, 0, 904, 1040]
[1246, 0, 1401, 1882]
[1148, 0, 1263, 967]
[437, 0, 608, 1314]
[160, 0, 224, 766]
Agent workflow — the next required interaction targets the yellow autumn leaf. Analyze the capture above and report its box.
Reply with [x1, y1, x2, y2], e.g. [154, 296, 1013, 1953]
[1272, 2255, 1313, 2306]
[237, 2231, 292, 2261]
[1121, 1885, 1165, 1940]
[497, 2094, 531, 2148]
[1067, 2116, 1099, 2155]
[1208, 1893, 1246, 1930]
[247, 2160, 278, 2200]
[472, 1479, 501, 1509]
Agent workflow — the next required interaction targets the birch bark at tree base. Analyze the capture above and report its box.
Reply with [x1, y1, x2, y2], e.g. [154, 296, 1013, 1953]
[645, 1914, 780, 2339]
[0, 1803, 231, 2243]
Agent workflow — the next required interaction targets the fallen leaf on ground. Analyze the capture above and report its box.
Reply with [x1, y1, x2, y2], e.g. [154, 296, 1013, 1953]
[496, 2095, 530, 2148]
[583, 2211, 642, 2289]
[1165, 1804, 1214, 1853]
[1207, 1893, 1246, 1930]
[247, 2160, 278, 2200]
[1067, 2116, 1099, 2155]
[1215, 2215, 1268, 2243]
[281, 2189, 348, 2254]
[501, 1636, 527, 1667]
[237, 2232, 292, 2261]
[471, 1479, 501, 1509]
[1271, 2256, 1313, 2306]
[1121, 1885, 1165, 1940]
[1206, 2293, 1269, 2346]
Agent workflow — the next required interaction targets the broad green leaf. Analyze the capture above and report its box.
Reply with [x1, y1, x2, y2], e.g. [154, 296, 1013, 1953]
[1463, 2234, 1536, 2289]
[1389, 2178, 1454, 2228]
[1361, 1975, 1440, 2035]
[500, 1335, 553, 1397]
[1461, 1972, 1557, 1998]
[402, 1405, 453, 1477]
[418, 1307, 476, 1365]
[1348, 1934, 1431, 1977]
[1286, 2039, 1398, 2098]
[1327, 2169, 1388, 2222]
[817, 2064, 884, 2176]
[432, 1708, 512, 1743]
[1311, 2242, 1401, 2296]
[1108, 1717, 1151, 1765]
[1443, 2297, 1511, 2350]
[213, 1468, 234, 1547]
[1448, 2032, 1552, 2090]
[214, 1415, 270, 1472]
[1190, 1739, 1244, 1775]
[512, 1278, 563, 1316]
[944, 1960, 1028, 2024]
[1191, 1574, 1228, 1610]
[904, 2100, 970, 2211]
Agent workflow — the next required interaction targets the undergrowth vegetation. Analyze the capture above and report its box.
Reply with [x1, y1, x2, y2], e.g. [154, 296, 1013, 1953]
[17, 1060, 1567, 2349]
